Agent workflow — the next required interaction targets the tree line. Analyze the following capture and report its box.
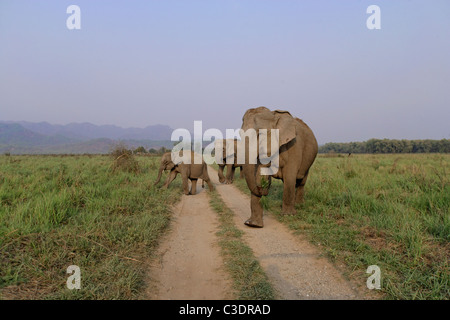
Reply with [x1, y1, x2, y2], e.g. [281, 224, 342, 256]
[134, 139, 450, 155]
[132, 146, 169, 155]
[319, 139, 450, 154]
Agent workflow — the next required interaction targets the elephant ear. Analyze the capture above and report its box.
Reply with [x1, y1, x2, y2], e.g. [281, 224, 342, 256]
[274, 110, 296, 146]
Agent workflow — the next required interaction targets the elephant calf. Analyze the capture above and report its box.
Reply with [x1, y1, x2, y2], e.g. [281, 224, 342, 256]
[216, 139, 243, 184]
[154, 151, 214, 195]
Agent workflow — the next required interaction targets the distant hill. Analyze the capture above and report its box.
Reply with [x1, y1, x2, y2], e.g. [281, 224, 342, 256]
[8, 121, 174, 141]
[0, 123, 75, 146]
[0, 121, 175, 154]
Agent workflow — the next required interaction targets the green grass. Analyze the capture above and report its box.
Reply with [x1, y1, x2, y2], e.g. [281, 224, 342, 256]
[2, 154, 448, 300]
[233, 154, 449, 300]
[0, 155, 181, 299]
[209, 190, 276, 300]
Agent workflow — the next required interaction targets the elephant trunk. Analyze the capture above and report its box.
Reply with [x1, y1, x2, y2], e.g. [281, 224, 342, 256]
[243, 163, 270, 197]
[154, 163, 165, 185]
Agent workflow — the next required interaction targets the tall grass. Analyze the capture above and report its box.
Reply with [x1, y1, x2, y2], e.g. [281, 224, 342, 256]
[233, 154, 449, 300]
[0, 155, 181, 299]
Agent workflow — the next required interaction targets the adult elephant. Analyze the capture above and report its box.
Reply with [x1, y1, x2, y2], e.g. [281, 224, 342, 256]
[154, 151, 214, 195]
[240, 107, 318, 228]
[216, 139, 243, 184]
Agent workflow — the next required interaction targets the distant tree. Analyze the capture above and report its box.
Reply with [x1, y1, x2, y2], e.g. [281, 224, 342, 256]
[438, 139, 450, 153]
[134, 146, 147, 154]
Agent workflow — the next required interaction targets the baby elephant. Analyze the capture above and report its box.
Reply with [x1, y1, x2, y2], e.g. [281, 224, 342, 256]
[154, 151, 214, 195]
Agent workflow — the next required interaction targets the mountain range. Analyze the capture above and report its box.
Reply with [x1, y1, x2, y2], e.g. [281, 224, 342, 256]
[0, 121, 174, 154]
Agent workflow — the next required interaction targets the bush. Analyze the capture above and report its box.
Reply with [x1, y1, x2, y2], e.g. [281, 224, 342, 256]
[110, 143, 140, 173]
[134, 146, 147, 154]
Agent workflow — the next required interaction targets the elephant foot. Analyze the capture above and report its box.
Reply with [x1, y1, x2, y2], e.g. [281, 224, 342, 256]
[244, 219, 263, 228]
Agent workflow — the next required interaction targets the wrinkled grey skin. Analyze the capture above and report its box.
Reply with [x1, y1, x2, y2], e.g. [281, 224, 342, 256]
[217, 139, 243, 184]
[240, 107, 318, 228]
[154, 151, 214, 195]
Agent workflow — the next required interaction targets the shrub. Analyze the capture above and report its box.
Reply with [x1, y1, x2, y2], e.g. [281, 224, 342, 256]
[110, 143, 140, 173]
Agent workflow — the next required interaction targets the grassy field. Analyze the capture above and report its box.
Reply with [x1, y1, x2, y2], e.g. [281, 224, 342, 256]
[1, 153, 448, 300]
[0, 154, 181, 299]
[233, 154, 449, 300]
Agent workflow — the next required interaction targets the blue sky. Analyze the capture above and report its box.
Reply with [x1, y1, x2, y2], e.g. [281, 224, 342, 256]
[1, 0, 449, 144]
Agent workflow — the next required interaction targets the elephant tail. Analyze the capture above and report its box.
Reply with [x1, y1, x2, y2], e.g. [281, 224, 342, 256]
[201, 162, 214, 191]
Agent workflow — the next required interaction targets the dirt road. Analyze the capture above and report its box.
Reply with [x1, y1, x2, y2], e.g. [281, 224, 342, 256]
[147, 167, 367, 300]
[209, 168, 363, 299]
[146, 184, 233, 300]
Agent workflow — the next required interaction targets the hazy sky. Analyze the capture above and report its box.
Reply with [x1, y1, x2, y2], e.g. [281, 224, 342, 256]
[1, 0, 449, 144]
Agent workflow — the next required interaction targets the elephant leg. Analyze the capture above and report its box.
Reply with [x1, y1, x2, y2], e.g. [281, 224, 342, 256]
[231, 166, 237, 183]
[218, 165, 226, 183]
[295, 172, 309, 204]
[281, 174, 297, 215]
[239, 166, 243, 179]
[190, 179, 198, 195]
[225, 164, 235, 184]
[201, 170, 215, 192]
[181, 172, 190, 195]
[162, 170, 177, 189]
[245, 193, 264, 228]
